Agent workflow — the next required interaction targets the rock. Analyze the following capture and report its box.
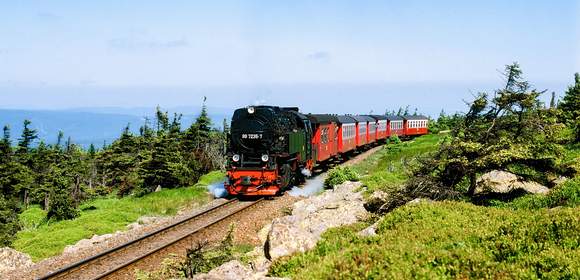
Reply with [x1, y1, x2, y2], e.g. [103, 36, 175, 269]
[476, 170, 549, 195]
[265, 181, 369, 261]
[358, 220, 380, 237]
[193, 260, 287, 280]
[193, 260, 252, 280]
[0, 247, 33, 274]
[258, 224, 272, 245]
[266, 216, 318, 260]
[551, 176, 569, 187]
[126, 222, 140, 230]
[64, 233, 115, 254]
[155, 185, 162, 192]
[518, 181, 550, 194]
[407, 198, 433, 205]
[137, 216, 159, 225]
[364, 190, 389, 213]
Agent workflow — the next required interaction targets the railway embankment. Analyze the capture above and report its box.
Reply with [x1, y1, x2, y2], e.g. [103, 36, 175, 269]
[192, 180, 369, 280]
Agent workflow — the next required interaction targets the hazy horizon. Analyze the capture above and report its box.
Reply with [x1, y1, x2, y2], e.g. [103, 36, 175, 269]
[1, 1, 578, 115]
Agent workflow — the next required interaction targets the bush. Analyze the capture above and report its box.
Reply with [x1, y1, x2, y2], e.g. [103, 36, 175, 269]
[47, 190, 79, 221]
[181, 226, 234, 277]
[501, 177, 580, 210]
[324, 167, 359, 188]
[388, 135, 401, 144]
[0, 195, 20, 246]
[270, 201, 580, 279]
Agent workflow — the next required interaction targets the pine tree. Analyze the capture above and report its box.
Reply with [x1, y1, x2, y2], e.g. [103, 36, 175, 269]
[396, 107, 403, 116]
[559, 73, 580, 142]
[88, 143, 96, 156]
[0, 194, 20, 246]
[408, 63, 564, 198]
[196, 100, 212, 137]
[550, 91, 556, 109]
[0, 126, 11, 162]
[17, 120, 37, 153]
[56, 131, 64, 150]
[155, 106, 170, 135]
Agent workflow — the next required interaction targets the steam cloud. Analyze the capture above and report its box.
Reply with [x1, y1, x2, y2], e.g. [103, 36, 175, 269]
[288, 175, 325, 197]
[207, 180, 228, 198]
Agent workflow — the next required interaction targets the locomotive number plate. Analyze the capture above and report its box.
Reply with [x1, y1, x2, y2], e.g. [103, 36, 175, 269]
[242, 133, 263, 139]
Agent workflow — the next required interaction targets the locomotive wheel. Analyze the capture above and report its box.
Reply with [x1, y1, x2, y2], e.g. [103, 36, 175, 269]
[280, 164, 293, 191]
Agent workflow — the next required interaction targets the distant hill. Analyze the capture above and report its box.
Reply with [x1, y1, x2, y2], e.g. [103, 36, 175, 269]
[0, 107, 232, 148]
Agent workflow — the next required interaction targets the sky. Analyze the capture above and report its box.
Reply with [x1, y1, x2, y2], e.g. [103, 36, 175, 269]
[0, 1, 579, 116]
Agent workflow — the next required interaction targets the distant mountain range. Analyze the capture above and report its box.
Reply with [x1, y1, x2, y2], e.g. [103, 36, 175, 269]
[0, 107, 232, 148]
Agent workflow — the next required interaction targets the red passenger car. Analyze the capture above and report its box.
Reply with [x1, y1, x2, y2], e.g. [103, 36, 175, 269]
[336, 115, 357, 154]
[386, 115, 404, 136]
[403, 115, 429, 136]
[360, 116, 377, 144]
[368, 115, 388, 142]
[307, 114, 339, 162]
[350, 116, 369, 147]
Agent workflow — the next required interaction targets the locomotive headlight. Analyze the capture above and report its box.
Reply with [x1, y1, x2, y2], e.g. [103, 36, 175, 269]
[232, 154, 240, 162]
[261, 154, 269, 162]
[247, 106, 255, 114]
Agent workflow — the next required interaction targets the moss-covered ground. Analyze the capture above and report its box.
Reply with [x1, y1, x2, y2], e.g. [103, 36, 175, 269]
[270, 135, 580, 279]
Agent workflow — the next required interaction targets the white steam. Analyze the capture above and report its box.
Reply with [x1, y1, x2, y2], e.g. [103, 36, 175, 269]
[207, 180, 228, 198]
[288, 175, 325, 197]
[301, 168, 312, 177]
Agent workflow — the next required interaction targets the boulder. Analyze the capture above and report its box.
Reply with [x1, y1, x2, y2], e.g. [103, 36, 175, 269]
[64, 232, 117, 254]
[265, 216, 318, 260]
[476, 170, 549, 195]
[358, 220, 380, 237]
[0, 247, 33, 274]
[193, 260, 287, 280]
[192, 260, 251, 280]
[407, 198, 433, 205]
[265, 181, 369, 261]
[364, 190, 390, 213]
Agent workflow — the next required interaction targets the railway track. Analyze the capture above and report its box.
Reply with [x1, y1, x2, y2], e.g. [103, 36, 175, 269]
[38, 198, 264, 280]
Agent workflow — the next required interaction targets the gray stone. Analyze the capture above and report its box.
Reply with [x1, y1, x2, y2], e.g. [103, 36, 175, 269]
[358, 221, 379, 237]
[476, 170, 549, 195]
[265, 181, 369, 261]
[0, 247, 33, 274]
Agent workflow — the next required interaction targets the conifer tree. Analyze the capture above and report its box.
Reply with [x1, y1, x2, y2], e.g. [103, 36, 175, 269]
[406, 63, 566, 199]
[0, 126, 11, 162]
[17, 120, 37, 153]
[559, 73, 580, 142]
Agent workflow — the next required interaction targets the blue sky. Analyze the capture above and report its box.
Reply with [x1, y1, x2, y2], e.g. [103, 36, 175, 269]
[0, 1, 578, 115]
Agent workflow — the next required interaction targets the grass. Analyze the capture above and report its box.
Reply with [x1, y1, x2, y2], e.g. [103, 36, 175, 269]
[270, 135, 580, 279]
[270, 201, 580, 279]
[352, 134, 442, 194]
[14, 171, 224, 261]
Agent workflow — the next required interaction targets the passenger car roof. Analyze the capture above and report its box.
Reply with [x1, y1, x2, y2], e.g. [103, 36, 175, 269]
[307, 114, 339, 124]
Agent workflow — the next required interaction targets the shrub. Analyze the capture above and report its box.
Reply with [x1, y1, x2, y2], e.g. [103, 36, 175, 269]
[47, 190, 80, 221]
[181, 226, 235, 277]
[324, 167, 359, 188]
[270, 201, 580, 279]
[0, 195, 20, 246]
[503, 177, 580, 210]
[388, 135, 401, 144]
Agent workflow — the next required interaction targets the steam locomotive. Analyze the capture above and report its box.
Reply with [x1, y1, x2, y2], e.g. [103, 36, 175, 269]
[224, 105, 428, 196]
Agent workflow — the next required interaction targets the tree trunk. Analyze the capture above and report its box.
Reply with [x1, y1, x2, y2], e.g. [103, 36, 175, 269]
[467, 173, 477, 197]
[44, 193, 50, 210]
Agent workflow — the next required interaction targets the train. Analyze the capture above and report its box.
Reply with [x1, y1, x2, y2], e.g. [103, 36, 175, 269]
[224, 105, 429, 196]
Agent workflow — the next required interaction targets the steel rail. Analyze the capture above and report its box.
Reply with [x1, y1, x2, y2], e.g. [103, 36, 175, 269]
[38, 198, 241, 280]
